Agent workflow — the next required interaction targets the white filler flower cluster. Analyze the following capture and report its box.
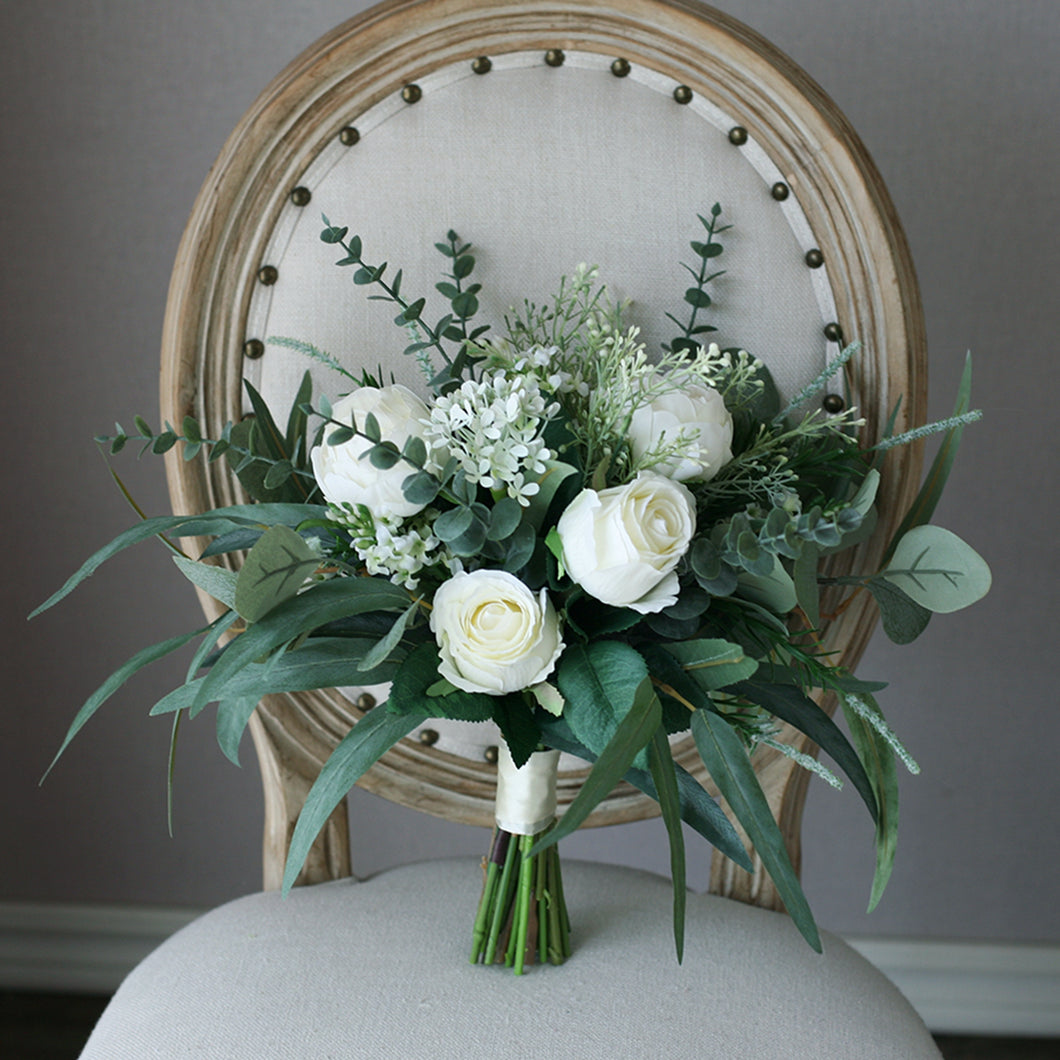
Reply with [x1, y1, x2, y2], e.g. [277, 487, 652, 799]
[424, 370, 559, 505]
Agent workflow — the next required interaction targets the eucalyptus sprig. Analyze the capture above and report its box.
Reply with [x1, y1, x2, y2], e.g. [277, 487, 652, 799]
[664, 203, 730, 355]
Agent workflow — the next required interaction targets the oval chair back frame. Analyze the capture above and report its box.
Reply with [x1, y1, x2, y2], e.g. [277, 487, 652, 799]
[160, 0, 926, 905]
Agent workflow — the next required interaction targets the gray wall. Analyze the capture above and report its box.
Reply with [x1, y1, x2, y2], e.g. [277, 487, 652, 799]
[3, 0, 1056, 944]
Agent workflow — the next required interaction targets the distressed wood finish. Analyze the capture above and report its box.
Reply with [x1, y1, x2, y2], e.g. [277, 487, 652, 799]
[161, 0, 926, 906]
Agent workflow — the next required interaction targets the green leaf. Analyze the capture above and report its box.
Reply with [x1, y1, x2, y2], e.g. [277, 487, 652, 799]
[486, 496, 523, 542]
[386, 642, 493, 721]
[648, 724, 686, 963]
[401, 470, 440, 506]
[283, 709, 423, 893]
[242, 379, 289, 462]
[732, 678, 878, 824]
[216, 696, 259, 765]
[884, 354, 973, 560]
[284, 371, 313, 458]
[867, 577, 932, 644]
[357, 599, 420, 672]
[149, 636, 403, 717]
[134, 415, 153, 437]
[43, 621, 214, 780]
[172, 556, 238, 610]
[736, 562, 797, 614]
[453, 255, 474, 279]
[29, 503, 327, 619]
[192, 577, 410, 714]
[538, 718, 751, 870]
[493, 697, 542, 768]
[522, 460, 579, 532]
[684, 287, 712, 308]
[234, 525, 319, 623]
[841, 693, 899, 912]
[531, 676, 661, 855]
[793, 543, 820, 627]
[691, 709, 821, 951]
[659, 639, 757, 691]
[883, 525, 991, 613]
[556, 642, 650, 763]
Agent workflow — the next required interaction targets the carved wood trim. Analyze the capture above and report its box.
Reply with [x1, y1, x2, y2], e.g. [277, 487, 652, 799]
[160, 0, 926, 900]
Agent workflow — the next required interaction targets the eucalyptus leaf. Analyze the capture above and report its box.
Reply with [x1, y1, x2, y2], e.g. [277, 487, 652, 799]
[883, 525, 991, 613]
[736, 562, 797, 614]
[793, 543, 820, 627]
[867, 577, 932, 645]
[234, 525, 319, 624]
[357, 599, 420, 672]
[660, 639, 758, 691]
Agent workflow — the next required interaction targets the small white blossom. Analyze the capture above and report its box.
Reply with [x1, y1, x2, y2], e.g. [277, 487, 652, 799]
[424, 369, 559, 505]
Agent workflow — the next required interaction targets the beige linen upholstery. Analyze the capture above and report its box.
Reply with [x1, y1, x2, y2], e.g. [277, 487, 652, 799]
[81, 860, 940, 1059]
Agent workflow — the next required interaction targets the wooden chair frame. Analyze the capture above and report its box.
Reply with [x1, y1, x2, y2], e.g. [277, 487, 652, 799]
[160, 0, 926, 905]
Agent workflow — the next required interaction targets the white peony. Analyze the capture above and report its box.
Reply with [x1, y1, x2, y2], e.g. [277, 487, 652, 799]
[430, 570, 564, 695]
[628, 377, 733, 481]
[556, 472, 697, 614]
[310, 385, 433, 520]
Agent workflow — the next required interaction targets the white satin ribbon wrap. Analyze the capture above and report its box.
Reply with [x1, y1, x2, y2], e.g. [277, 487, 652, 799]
[495, 745, 561, 836]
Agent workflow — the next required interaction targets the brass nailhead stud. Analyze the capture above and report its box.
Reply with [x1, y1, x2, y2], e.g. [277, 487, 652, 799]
[257, 265, 278, 286]
[484, 745, 499, 764]
[824, 321, 844, 343]
[728, 126, 748, 145]
[805, 248, 825, 269]
[673, 84, 693, 105]
[544, 49, 565, 67]
[243, 338, 265, 361]
[290, 186, 311, 207]
[771, 181, 790, 201]
[823, 393, 845, 414]
[471, 56, 492, 74]
[611, 57, 631, 77]
[339, 126, 360, 146]
[418, 728, 439, 746]
[356, 692, 377, 711]
[401, 84, 422, 104]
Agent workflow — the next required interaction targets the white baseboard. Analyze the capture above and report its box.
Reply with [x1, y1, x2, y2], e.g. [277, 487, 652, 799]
[1, 901, 1057, 1037]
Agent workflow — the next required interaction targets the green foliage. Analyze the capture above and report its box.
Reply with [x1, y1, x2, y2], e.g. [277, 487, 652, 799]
[883, 524, 991, 614]
[664, 204, 729, 355]
[691, 708, 821, 951]
[234, 525, 320, 623]
[532, 677, 662, 856]
[555, 641, 651, 764]
[648, 724, 686, 962]
[283, 708, 424, 894]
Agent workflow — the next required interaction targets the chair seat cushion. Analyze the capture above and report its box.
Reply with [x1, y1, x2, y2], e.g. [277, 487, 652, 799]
[81, 859, 939, 1059]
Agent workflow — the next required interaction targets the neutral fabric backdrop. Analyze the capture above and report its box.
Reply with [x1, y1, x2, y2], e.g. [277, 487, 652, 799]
[3, 0, 1056, 946]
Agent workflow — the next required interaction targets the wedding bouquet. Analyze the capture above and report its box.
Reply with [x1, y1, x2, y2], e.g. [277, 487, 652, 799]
[35, 207, 989, 971]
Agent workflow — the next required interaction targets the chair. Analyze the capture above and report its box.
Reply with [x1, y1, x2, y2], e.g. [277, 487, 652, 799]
[80, 0, 939, 1055]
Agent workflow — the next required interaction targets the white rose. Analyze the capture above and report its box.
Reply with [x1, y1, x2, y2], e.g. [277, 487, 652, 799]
[628, 377, 733, 481]
[556, 472, 696, 614]
[310, 385, 432, 520]
[430, 570, 565, 695]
